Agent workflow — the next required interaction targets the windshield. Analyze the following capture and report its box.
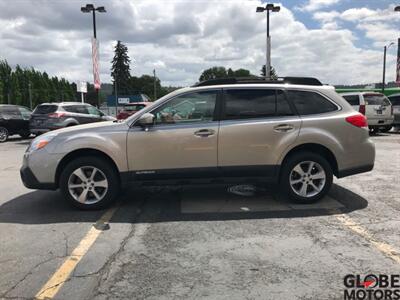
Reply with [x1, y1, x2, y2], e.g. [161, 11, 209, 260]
[124, 88, 188, 124]
[364, 94, 391, 106]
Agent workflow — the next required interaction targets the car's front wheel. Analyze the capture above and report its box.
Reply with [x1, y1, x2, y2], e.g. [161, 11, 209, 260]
[280, 152, 333, 204]
[19, 130, 31, 139]
[59, 156, 120, 210]
[0, 127, 9, 142]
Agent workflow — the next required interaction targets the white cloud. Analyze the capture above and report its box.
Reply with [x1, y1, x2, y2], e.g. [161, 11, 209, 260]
[298, 0, 341, 12]
[0, 0, 397, 87]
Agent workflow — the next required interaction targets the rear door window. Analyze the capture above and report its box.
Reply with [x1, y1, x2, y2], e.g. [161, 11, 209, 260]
[18, 107, 31, 120]
[342, 95, 360, 106]
[33, 105, 58, 114]
[287, 90, 338, 115]
[223, 89, 293, 120]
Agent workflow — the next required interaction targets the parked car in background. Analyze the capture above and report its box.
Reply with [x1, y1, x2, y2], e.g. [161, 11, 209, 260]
[21, 77, 375, 210]
[341, 92, 394, 133]
[116, 102, 151, 120]
[387, 93, 400, 129]
[0, 105, 31, 142]
[29, 102, 115, 135]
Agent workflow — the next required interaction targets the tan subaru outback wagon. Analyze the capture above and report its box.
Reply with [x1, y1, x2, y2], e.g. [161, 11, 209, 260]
[20, 77, 375, 209]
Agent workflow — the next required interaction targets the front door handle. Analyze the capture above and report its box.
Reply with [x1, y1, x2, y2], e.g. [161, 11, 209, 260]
[273, 124, 295, 132]
[194, 129, 215, 137]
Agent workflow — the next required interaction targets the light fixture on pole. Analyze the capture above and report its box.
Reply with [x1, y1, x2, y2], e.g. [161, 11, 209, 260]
[256, 3, 280, 80]
[81, 4, 106, 107]
[382, 42, 394, 93]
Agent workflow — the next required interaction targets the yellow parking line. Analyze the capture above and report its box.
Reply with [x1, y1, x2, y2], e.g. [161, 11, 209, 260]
[35, 207, 118, 300]
[331, 209, 400, 264]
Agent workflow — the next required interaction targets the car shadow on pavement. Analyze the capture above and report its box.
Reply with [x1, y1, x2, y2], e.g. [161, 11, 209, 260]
[0, 184, 368, 225]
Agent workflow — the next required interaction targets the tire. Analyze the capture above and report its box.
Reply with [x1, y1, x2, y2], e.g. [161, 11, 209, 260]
[280, 151, 333, 204]
[19, 130, 31, 139]
[0, 127, 9, 143]
[380, 125, 392, 133]
[59, 156, 120, 210]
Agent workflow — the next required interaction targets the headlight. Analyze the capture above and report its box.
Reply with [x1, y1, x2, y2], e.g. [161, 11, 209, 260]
[28, 134, 57, 152]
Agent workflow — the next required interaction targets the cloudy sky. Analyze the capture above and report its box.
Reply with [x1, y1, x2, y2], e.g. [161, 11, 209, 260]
[1, 0, 400, 87]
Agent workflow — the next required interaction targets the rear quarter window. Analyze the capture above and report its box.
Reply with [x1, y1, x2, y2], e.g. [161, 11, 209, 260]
[33, 105, 58, 114]
[287, 90, 338, 115]
[342, 95, 360, 106]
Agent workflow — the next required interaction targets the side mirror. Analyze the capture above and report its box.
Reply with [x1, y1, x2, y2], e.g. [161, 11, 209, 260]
[137, 113, 155, 128]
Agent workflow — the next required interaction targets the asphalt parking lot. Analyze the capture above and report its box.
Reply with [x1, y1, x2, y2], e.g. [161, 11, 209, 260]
[0, 133, 399, 300]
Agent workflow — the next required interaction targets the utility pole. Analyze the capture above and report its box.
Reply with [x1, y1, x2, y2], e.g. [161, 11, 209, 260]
[28, 82, 32, 110]
[153, 69, 157, 101]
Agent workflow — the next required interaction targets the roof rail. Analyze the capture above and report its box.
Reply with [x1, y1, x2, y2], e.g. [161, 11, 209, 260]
[193, 76, 323, 87]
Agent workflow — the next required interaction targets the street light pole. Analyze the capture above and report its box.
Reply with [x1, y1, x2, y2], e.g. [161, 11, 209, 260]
[28, 82, 32, 110]
[257, 3, 280, 80]
[153, 69, 157, 101]
[382, 43, 394, 93]
[81, 4, 106, 107]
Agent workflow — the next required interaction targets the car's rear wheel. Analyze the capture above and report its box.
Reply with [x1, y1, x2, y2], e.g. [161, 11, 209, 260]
[60, 156, 120, 210]
[380, 125, 392, 133]
[0, 127, 9, 142]
[280, 152, 333, 204]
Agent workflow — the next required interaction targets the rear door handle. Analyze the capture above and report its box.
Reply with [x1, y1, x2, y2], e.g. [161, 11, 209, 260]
[194, 129, 215, 137]
[273, 124, 295, 132]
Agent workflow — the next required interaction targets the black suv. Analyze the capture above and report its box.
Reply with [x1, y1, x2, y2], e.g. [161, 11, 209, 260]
[0, 105, 32, 142]
[29, 102, 115, 135]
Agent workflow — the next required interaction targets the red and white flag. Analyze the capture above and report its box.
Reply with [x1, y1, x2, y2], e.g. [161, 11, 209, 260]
[92, 38, 101, 90]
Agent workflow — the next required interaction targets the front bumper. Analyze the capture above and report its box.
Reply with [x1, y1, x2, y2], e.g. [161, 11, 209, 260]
[20, 165, 56, 190]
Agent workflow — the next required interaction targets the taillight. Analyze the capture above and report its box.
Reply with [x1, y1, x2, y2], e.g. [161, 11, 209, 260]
[359, 104, 366, 115]
[346, 114, 368, 128]
[48, 112, 66, 118]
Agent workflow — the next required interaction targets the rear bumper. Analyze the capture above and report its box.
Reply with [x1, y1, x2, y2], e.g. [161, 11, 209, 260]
[337, 164, 374, 178]
[367, 117, 394, 127]
[20, 165, 56, 190]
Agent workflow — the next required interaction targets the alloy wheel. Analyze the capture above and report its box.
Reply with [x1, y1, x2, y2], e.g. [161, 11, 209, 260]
[0, 127, 8, 142]
[68, 166, 108, 204]
[289, 161, 326, 198]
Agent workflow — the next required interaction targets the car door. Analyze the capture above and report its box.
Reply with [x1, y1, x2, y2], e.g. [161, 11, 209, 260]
[3, 106, 24, 134]
[127, 89, 220, 180]
[74, 105, 93, 124]
[218, 88, 301, 178]
[86, 105, 103, 122]
[17, 106, 31, 131]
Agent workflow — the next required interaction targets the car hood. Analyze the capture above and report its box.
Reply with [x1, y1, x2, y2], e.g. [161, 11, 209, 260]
[49, 121, 128, 136]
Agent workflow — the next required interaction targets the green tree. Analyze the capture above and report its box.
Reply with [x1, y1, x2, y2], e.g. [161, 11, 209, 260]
[111, 40, 132, 95]
[260, 65, 278, 80]
[199, 66, 227, 82]
[0, 60, 12, 104]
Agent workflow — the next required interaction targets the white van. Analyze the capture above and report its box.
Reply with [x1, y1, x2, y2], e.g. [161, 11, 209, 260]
[341, 92, 394, 133]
